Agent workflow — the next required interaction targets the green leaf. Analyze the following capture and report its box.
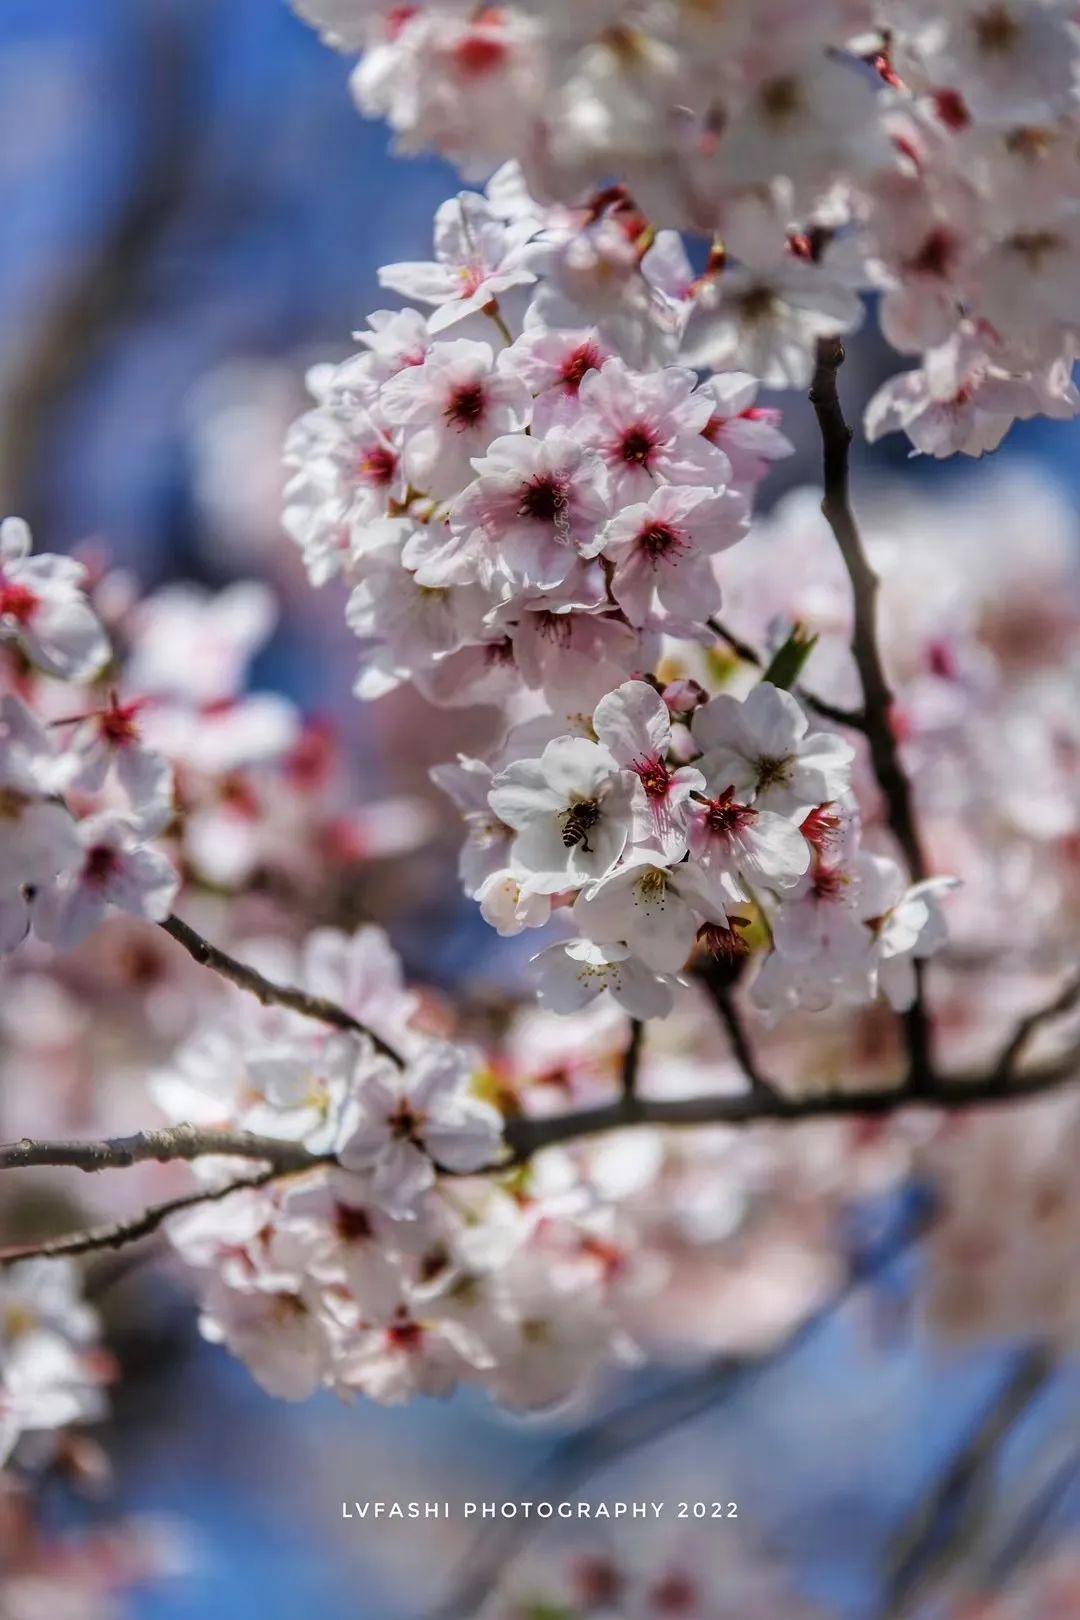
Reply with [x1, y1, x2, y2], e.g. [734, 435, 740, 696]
[762, 623, 819, 692]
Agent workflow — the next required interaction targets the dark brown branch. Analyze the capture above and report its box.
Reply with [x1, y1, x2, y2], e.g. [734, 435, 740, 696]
[808, 339, 928, 881]
[705, 615, 866, 730]
[993, 970, 1080, 1085]
[706, 614, 765, 670]
[4, 1046, 1077, 1261]
[160, 913, 405, 1066]
[808, 338, 934, 1094]
[713, 989, 778, 1101]
[4, 1044, 1078, 1188]
[0, 1171, 280, 1266]
[502, 1046, 1080, 1159]
[621, 1019, 644, 1101]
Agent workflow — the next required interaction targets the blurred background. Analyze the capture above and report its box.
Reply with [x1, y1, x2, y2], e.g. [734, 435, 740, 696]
[2, 3, 1080, 1617]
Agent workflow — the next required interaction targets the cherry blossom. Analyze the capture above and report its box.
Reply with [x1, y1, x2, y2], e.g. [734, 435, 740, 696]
[0, 518, 109, 681]
[378, 337, 530, 498]
[378, 191, 536, 330]
[417, 432, 611, 590]
[337, 1044, 504, 1214]
[576, 358, 733, 505]
[592, 679, 704, 863]
[692, 683, 855, 816]
[531, 938, 678, 1021]
[32, 813, 179, 950]
[599, 482, 748, 626]
[489, 735, 636, 893]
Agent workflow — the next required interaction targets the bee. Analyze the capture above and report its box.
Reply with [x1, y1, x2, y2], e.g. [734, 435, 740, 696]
[560, 798, 601, 853]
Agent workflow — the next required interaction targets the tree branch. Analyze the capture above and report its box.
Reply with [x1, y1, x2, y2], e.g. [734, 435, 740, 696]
[3, 1044, 1077, 1190]
[882, 1346, 1057, 1618]
[502, 1047, 1080, 1159]
[0, 1125, 322, 1176]
[0, 1171, 281, 1266]
[621, 1019, 644, 1102]
[808, 339, 928, 882]
[712, 988, 779, 1100]
[808, 338, 934, 1094]
[159, 913, 405, 1066]
[3, 1045, 1076, 1261]
[993, 970, 1080, 1086]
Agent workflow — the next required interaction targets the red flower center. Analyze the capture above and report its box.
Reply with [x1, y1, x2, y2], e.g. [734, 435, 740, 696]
[636, 521, 683, 560]
[386, 1311, 424, 1352]
[358, 445, 398, 486]
[559, 343, 603, 392]
[444, 381, 487, 428]
[518, 474, 567, 524]
[704, 787, 756, 837]
[99, 696, 144, 746]
[632, 755, 672, 800]
[387, 1099, 423, 1142]
[85, 845, 119, 888]
[335, 1203, 374, 1243]
[0, 581, 38, 625]
[619, 424, 659, 466]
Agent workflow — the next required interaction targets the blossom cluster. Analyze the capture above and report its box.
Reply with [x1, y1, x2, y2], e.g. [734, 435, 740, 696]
[294, 0, 1080, 458]
[0, 1260, 110, 1470]
[482, 1531, 832, 1620]
[0, 518, 178, 955]
[285, 173, 956, 1023]
[153, 925, 647, 1408]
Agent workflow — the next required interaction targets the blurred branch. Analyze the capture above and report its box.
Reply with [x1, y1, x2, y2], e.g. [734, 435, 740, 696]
[424, 1196, 934, 1620]
[993, 970, 1080, 1085]
[0, 6, 200, 512]
[881, 1346, 1057, 1618]
[712, 986, 779, 1101]
[160, 913, 406, 1065]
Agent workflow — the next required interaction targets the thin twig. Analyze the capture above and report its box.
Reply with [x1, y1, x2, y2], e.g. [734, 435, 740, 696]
[807, 339, 928, 882]
[993, 970, 1080, 1086]
[160, 913, 406, 1066]
[808, 338, 934, 1095]
[705, 615, 865, 730]
[713, 989, 778, 1100]
[0, 1170, 281, 1266]
[707, 615, 764, 669]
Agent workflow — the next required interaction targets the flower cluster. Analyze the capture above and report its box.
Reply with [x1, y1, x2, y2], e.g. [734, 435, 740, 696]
[0, 1260, 110, 1468]
[0, 518, 178, 955]
[285, 174, 955, 1024]
[293, 1, 1080, 456]
[153, 925, 655, 1408]
[480, 1531, 832, 1620]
